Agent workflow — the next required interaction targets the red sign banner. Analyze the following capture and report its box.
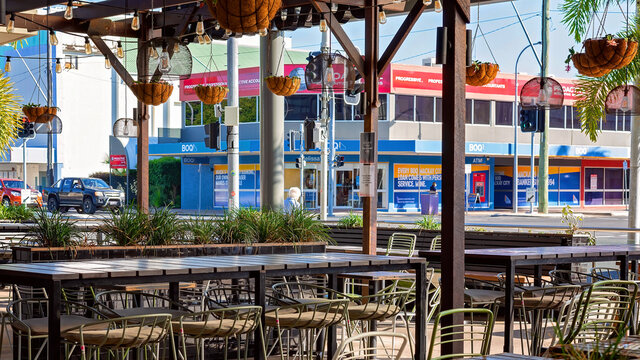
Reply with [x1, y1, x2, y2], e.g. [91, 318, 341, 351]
[110, 155, 127, 169]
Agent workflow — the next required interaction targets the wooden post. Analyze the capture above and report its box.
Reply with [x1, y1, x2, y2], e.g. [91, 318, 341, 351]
[362, 0, 379, 255]
[136, 13, 150, 213]
[441, 0, 469, 356]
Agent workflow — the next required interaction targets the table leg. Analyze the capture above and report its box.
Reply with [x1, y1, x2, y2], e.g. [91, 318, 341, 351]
[169, 282, 179, 310]
[48, 280, 62, 360]
[326, 273, 338, 359]
[503, 262, 515, 353]
[253, 271, 266, 360]
[620, 255, 630, 281]
[415, 262, 427, 360]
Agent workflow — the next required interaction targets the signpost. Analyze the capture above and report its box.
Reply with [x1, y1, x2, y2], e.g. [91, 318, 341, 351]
[526, 187, 535, 203]
[110, 155, 127, 169]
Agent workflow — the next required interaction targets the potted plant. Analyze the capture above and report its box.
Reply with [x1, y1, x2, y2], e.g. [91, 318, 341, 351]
[130, 80, 174, 106]
[567, 48, 611, 77]
[205, 0, 281, 35]
[265, 75, 301, 96]
[465, 61, 499, 87]
[194, 85, 229, 105]
[584, 35, 638, 70]
[22, 103, 59, 123]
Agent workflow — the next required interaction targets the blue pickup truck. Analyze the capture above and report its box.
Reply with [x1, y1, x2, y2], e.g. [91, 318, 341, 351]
[43, 177, 125, 214]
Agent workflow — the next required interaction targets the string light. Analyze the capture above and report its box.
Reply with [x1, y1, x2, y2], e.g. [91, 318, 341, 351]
[158, 42, 171, 73]
[319, 19, 328, 32]
[7, 13, 14, 33]
[434, 0, 443, 12]
[225, 29, 232, 36]
[173, 41, 180, 53]
[325, 57, 335, 86]
[280, 9, 287, 21]
[423, 0, 432, 5]
[116, 41, 124, 58]
[196, 15, 204, 35]
[197, 34, 205, 44]
[64, 0, 73, 20]
[149, 45, 159, 59]
[378, 8, 387, 24]
[331, 3, 338, 12]
[49, 30, 58, 46]
[4, 57, 10, 73]
[55, 58, 62, 73]
[65, 58, 73, 70]
[204, 33, 212, 44]
[259, 28, 268, 36]
[104, 56, 111, 69]
[84, 37, 92, 55]
[131, 10, 140, 31]
[214, 21, 220, 31]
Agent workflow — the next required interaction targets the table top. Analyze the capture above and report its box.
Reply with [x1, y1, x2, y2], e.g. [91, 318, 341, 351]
[466, 354, 547, 360]
[0, 252, 423, 281]
[101, 282, 197, 292]
[337, 271, 415, 281]
[420, 244, 640, 261]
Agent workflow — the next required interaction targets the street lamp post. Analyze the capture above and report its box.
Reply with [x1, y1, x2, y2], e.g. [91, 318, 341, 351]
[513, 41, 541, 213]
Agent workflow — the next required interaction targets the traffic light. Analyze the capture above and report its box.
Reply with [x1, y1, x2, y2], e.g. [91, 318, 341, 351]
[204, 121, 221, 150]
[17, 120, 34, 138]
[335, 155, 344, 167]
[519, 109, 544, 133]
[304, 119, 316, 150]
[295, 157, 305, 169]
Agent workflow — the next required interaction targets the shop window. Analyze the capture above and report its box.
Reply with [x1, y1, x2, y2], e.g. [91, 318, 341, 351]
[572, 107, 582, 129]
[416, 96, 434, 122]
[184, 101, 202, 126]
[285, 95, 317, 121]
[585, 168, 604, 190]
[473, 100, 490, 124]
[395, 95, 414, 121]
[379, 94, 388, 120]
[465, 100, 472, 124]
[605, 168, 623, 189]
[334, 94, 350, 121]
[495, 101, 513, 126]
[602, 112, 617, 131]
[435, 97, 442, 122]
[549, 107, 565, 128]
[625, 112, 631, 132]
[617, 111, 627, 131]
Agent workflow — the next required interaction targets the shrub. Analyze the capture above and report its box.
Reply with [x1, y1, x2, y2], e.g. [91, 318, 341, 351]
[213, 208, 255, 244]
[246, 208, 286, 243]
[337, 212, 363, 228]
[0, 205, 34, 222]
[149, 157, 181, 208]
[100, 206, 150, 246]
[185, 216, 217, 244]
[415, 215, 441, 231]
[29, 207, 80, 247]
[148, 206, 184, 245]
[281, 208, 331, 244]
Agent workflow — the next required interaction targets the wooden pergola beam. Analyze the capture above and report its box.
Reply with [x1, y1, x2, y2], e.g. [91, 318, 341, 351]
[310, 0, 365, 74]
[90, 35, 135, 86]
[377, 0, 425, 75]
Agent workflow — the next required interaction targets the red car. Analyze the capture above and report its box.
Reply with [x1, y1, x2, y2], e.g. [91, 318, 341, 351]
[0, 178, 43, 207]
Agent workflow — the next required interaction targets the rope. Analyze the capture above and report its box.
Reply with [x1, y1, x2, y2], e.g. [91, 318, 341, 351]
[471, 0, 497, 64]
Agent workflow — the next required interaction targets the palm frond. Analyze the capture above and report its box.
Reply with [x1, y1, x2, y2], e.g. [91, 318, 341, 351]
[561, 0, 611, 43]
[0, 74, 23, 159]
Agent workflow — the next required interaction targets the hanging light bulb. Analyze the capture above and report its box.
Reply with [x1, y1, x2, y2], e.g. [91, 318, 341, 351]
[378, 8, 387, 24]
[4, 57, 10, 73]
[319, 19, 328, 32]
[214, 21, 220, 31]
[198, 34, 205, 44]
[104, 56, 111, 69]
[225, 29, 233, 37]
[65, 57, 73, 70]
[49, 30, 58, 46]
[159, 42, 172, 74]
[196, 15, 205, 35]
[621, 88, 631, 112]
[84, 37, 92, 55]
[55, 58, 62, 73]
[325, 57, 335, 86]
[423, 0, 432, 5]
[295, 7, 301, 15]
[259, 28, 268, 37]
[173, 41, 180, 53]
[149, 45, 159, 59]
[7, 13, 15, 33]
[280, 9, 287, 21]
[204, 33, 212, 44]
[537, 81, 552, 106]
[64, 0, 73, 20]
[434, 0, 443, 12]
[116, 41, 124, 58]
[131, 10, 140, 31]
[331, 3, 338, 12]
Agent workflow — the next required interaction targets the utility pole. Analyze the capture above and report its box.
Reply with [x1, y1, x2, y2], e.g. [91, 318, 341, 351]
[46, 6, 54, 186]
[319, 30, 330, 220]
[628, 1, 640, 244]
[227, 37, 240, 210]
[538, 0, 550, 213]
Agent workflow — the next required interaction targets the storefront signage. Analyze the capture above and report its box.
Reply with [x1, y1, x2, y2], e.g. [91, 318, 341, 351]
[183, 156, 209, 165]
[494, 166, 580, 208]
[110, 155, 127, 169]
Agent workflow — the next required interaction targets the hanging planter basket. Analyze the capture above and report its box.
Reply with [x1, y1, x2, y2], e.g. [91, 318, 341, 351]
[195, 85, 229, 105]
[205, 0, 281, 35]
[130, 82, 174, 106]
[22, 105, 57, 123]
[465, 62, 499, 87]
[583, 37, 638, 70]
[265, 76, 301, 96]
[571, 53, 611, 77]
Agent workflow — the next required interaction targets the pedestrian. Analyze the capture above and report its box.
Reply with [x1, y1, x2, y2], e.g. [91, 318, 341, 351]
[430, 182, 438, 193]
[284, 187, 301, 213]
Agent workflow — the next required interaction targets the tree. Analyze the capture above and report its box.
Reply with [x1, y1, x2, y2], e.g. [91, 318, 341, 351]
[0, 73, 24, 159]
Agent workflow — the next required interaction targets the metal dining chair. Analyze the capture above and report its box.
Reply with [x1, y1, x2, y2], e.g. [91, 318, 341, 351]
[94, 290, 192, 320]
[332, 331, 409, 360]
[385, 233, 417, 257]
[429, 235, 441, 251]
[427, 308, 495, 360]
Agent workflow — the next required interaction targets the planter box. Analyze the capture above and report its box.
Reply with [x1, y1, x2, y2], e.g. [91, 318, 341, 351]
[12, 242, 326, 263]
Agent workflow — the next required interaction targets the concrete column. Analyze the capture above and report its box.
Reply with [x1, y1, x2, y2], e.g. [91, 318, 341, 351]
[260, 31, 285, 210]
[227, 37, 240, 210]
[629, 116, 640, 243]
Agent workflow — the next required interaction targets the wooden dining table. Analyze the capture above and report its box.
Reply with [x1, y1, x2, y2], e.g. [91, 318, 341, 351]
[420, 244, 640, 353]
[0, 252, 427, 360]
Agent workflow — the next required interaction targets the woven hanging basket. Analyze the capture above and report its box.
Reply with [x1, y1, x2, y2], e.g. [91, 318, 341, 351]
[130, 82, 174, 106]
[195, 85, 229, 105]
[22, 106, 57, 123]
[205, 0, 281, 35]
[465, 62, 499, 87]
[266, 76, 301, 96]
[584, 38, 638, 70]
[571, 53, 611, 77]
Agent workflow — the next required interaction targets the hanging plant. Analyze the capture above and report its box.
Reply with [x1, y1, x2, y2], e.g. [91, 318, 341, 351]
[583, 36, 638, 70]
[567, 49, 611, 77]
[265, 76, 300, 96]
[465, 61, 499, 87]
[195, 85, 229, 105]
[130, 81, 173, 106]
[22, 103, 58, 123]
[204, 0, 281, 35]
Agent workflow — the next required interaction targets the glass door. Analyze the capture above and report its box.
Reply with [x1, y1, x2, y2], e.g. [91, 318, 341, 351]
[335, 170, 354, 207]
[303, 168, 319, 208]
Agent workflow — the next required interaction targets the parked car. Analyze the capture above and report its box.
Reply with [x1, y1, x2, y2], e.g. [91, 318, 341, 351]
[44, 177, 125, 214]
[0, 178, 43, 207]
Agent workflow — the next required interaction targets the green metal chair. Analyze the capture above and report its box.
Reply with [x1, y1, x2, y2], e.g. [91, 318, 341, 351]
[427, 308, 495, 360]
[385, 232, 417, 257]
[429, 235, 441, 251]
[94, 290, 192, 319]
[332, 331, 409, 360]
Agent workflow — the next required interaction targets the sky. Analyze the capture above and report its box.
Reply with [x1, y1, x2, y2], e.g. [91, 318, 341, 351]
[284, 0, 633, 79]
